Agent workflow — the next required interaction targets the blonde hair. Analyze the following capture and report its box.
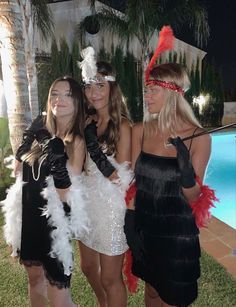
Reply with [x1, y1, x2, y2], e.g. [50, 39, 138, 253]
[24, 77, 85, 164]
[144, 63, 201, 136]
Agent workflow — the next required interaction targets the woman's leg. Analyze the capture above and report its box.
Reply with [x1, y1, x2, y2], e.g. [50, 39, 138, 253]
[100, 253, 127, 307]
[47, 284, 77, 307]
[145, 283, 177, 307]
[78, 241, 107, 307]
[24, 265, 47, 307]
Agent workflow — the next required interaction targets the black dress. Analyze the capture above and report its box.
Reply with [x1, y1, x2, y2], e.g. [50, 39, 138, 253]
[20, 157, 71, 288]
[132, 151, 200, 306]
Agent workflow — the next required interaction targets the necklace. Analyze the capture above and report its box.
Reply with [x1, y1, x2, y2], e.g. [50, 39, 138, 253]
[31, 156, 46, 181]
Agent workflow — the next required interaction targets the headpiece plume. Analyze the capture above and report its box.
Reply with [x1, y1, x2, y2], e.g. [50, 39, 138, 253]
[78, 46, 97, 82]
[145, 26, 175, 81]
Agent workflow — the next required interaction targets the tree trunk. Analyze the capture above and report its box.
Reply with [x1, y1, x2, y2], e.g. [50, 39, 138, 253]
[0, 0, 31, 154]
[20, 0, 39, 119]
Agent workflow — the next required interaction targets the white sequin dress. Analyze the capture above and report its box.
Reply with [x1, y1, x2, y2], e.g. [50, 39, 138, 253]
[79, 154, 133, 256]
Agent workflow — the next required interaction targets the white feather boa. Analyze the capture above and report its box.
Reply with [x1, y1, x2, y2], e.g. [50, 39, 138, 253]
[1, 175, 24, 257]
[41, 174, 89, 276]
[108, 158, 134, 194]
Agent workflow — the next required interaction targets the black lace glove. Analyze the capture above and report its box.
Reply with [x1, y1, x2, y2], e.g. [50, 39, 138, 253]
[84, 121, 116, 178]
[15, 115, 44, 161]
[42, 137, 71, 189]
[169, 137, 196, 188]
[124, 209, 146, 262]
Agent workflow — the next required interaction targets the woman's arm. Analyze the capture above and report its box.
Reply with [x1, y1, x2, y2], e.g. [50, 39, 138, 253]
[68, 137, 85, 175]
[56, 137, 85, 201]
[115, 119, 132, 164]
[131, 123, 143, 170]
[125, 123, 143, 209]
[182, 133, 211, 201]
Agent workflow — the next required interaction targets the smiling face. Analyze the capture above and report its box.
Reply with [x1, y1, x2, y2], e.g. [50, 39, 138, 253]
[144, 84, 167, 114]
[84, 75, 110, 111]
[49, 81, 75, 119]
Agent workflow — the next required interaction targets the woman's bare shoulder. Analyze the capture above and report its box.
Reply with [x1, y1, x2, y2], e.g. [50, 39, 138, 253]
[120, 118, 132, 134]
[132, 122, 144, 136]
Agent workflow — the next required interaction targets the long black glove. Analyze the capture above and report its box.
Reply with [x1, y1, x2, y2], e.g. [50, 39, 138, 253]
[124, 209, 146, 262]
[15, 115, 44, 161]
[41, 136, 71, 189]
[169, 137, 196, 188]
[84, 121, 116, 178]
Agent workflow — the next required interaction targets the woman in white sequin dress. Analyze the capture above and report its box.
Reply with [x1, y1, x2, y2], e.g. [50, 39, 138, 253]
[77, 59, 132, 307]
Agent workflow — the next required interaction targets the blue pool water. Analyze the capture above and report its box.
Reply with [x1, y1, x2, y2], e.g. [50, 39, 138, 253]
[205, 131, 236, 229]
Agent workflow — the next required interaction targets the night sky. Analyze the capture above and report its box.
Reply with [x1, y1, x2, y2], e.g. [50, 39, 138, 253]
[103, 0, 236, 92]
[177, 0, 236, 92]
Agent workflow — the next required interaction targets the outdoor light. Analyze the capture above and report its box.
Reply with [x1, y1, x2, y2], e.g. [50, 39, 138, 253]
[193, 94, 210, 114]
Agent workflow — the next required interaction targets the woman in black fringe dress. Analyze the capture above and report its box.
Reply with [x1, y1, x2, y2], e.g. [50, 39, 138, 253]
[124, 63, 211, 307]
[4, 76, 86, 307]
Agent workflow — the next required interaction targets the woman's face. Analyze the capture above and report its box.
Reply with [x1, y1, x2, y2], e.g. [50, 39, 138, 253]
[84, 75, 110, 111]
[50, 81, 75, 119]
[144, 84, 166, 114]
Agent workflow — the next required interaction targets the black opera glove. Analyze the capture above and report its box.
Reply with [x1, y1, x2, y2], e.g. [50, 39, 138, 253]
[62, 202, 71, 216]
[15, 115, 44, 162]
[169, 137, 196, 188]
[84, 121, 116, 178]
[43, 137, 71, 189]
[124, 209, 146, 262]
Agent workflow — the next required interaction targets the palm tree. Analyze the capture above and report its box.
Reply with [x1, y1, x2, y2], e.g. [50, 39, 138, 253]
[20, 0, 54, 119]
[0, 0, 30, 154]
[82, 0, 209, 110]
[0, 0, 53, 153]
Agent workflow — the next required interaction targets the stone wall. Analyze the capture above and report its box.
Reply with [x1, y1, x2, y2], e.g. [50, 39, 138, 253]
[222, 102, 236, 125]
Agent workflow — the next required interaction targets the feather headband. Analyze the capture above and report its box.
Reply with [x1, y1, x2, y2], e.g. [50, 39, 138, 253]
[145, 26, 184, 94]
[78, 46, 115, 84]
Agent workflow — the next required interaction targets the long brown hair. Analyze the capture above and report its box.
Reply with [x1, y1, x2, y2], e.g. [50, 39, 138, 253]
[24, 76, 85, 164]
[46, 76, 85, 141]
[85, 61, 130, 155]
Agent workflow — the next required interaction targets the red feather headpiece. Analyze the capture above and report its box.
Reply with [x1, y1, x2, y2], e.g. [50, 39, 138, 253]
[145, 25, 175, 82]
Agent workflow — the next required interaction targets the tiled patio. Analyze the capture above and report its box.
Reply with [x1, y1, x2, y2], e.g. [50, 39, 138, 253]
[200, 216, 236, 278]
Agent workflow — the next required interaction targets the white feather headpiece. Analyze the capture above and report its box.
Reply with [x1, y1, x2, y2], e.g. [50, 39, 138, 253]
[78, 46, 97, 82]
[78, 46, 116, 84]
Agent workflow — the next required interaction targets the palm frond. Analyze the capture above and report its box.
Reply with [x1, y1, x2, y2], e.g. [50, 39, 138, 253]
[31, 0, 54, 40]
[159, 0, 209, 47]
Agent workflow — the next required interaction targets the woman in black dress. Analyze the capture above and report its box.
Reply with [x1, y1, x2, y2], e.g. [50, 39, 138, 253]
[125, 63, 211, 307]
[3, 76, 87, 307]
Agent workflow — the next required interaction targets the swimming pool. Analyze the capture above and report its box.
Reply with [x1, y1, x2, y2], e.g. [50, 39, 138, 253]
[205, 131, 236, 229]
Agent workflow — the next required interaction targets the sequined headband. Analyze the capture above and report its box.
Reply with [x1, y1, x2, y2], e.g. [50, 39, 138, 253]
[145, 79, 184, 95]
[83, 75, 116, 85]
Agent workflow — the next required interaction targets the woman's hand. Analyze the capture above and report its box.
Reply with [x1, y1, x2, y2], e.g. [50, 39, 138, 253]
[169, 137, 195, 188]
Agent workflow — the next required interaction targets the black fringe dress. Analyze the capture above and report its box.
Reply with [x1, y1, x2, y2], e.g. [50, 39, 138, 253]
[132, 151, 200, 306]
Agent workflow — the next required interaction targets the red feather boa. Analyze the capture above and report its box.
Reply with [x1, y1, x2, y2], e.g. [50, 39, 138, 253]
[123, 183, 139, 293]
[190, 176, 218, 228]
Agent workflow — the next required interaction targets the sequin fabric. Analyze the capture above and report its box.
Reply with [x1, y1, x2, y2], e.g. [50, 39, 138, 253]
[80, 155, 129, 255]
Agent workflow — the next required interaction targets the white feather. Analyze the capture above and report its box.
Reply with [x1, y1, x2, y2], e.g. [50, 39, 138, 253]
[41, 176, 73, 276]
[41, 174, 90, 276]
[77, 46, 97, 81]
[67, 175, 90, 239]
[1, 175, 24, 257]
